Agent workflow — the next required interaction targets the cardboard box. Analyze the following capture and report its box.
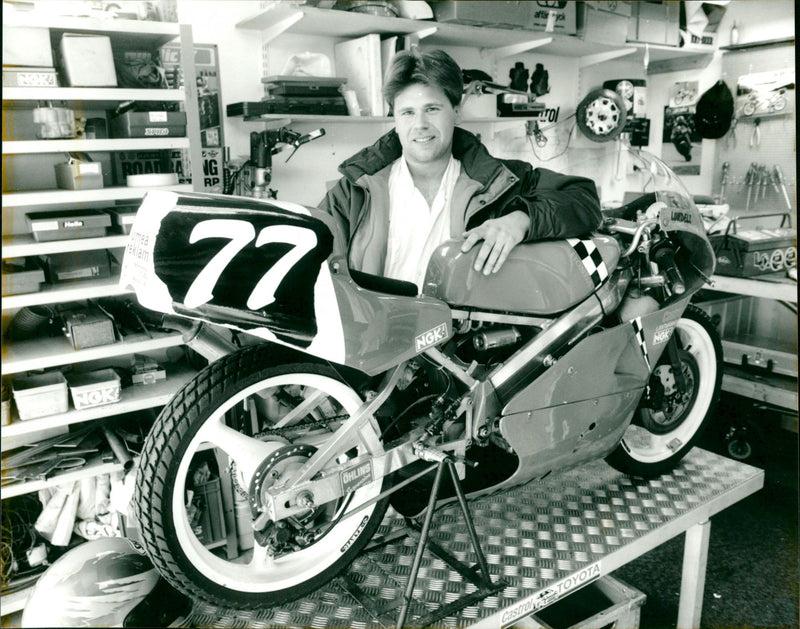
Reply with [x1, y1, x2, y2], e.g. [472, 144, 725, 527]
[108, 207, 139, 234]
[2, 67, 58, 88]
[12, 372, 69, 421]
[3, 26, 54, 67]
[627, 2, 680, 46]
[54, 160, 103, 190]
[59, 34, 117, 87]
[432, 1, 576, 35]
[110, 111, 187, 138]
[578, 1, 631, 45]
[27, 209, 110, 242]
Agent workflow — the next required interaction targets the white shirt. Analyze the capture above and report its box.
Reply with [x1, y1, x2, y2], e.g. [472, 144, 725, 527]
[384, 155, 461, 290]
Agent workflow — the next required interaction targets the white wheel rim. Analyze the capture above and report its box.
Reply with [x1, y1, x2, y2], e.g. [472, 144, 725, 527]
[170, 373, 384, 593]
[621, 318, 717, 463]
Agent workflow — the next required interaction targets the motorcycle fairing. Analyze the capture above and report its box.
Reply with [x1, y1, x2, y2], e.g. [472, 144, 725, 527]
[121, 191, 452, 373]
[423, 235, 620, 315]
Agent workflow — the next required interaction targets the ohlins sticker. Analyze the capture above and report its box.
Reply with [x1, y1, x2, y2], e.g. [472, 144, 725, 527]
[653, 322, 677, 345]
[632, 317, 651, 370]
[567, 238, 608, 287]
[340, 515, 370, 553]
[340, 461, 373, 494]
[415, 322, 448, 352]
[500, 561, 602, 627]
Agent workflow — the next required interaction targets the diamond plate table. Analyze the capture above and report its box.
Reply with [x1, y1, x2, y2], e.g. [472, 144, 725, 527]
[180, 448, 763, 629]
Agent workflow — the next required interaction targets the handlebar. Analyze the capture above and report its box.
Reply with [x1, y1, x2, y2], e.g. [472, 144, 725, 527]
[652, 246, 686, 295]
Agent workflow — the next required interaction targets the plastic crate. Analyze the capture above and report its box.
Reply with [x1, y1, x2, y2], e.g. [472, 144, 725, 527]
[12, 371, 69, 420]
[67, 369, 121, 410]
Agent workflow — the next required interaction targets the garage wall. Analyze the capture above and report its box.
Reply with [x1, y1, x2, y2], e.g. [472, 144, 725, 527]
[177, 1, 794, 209]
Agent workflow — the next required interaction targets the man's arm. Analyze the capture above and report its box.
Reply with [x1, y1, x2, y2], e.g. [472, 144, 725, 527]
[461, 166, 601, 274]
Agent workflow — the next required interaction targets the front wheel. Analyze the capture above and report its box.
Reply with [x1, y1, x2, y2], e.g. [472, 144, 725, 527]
[134, 345, 390, 609]
[605, 305, 723, 477]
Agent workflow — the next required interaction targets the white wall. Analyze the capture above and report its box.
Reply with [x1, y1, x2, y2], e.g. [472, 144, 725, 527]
[176, 0, 795, 207]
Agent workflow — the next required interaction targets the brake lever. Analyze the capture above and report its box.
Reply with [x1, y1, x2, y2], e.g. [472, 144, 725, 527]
[285, 128, 326, 163]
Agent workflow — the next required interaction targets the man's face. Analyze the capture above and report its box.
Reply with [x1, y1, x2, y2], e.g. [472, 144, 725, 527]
[393, 82, 460, 170]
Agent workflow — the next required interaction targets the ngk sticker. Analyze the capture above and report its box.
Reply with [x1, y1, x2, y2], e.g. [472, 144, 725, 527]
[653, 322, 677, 345]
[415, 323, 448, 352]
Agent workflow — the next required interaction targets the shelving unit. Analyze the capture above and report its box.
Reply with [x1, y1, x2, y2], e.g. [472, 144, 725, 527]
[2, 14, 203, 616]
[235, 4, 713, 69]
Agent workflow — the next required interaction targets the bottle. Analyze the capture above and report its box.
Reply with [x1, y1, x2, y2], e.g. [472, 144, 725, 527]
[730, 21, 739, 46]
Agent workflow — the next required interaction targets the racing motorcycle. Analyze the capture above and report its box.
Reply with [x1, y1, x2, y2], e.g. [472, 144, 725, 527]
[120, 144, 722, 610]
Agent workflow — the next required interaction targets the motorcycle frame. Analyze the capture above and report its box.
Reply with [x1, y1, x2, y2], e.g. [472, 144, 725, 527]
[257, 265, 691, 522]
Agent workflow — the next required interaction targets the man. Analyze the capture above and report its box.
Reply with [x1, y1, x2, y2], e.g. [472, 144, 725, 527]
[319, 49, 601, 291]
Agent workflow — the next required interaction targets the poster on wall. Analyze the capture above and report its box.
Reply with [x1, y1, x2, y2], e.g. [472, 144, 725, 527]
[735, 68, 795, 118]
[662, 108, 702, 175]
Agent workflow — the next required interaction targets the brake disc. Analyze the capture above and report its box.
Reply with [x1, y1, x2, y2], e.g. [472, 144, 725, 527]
[577, 88, 627, 142]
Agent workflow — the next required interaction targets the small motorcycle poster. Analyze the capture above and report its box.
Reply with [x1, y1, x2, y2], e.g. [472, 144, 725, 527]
[662, 105, 702, 176]
[736, 68, 795, 118]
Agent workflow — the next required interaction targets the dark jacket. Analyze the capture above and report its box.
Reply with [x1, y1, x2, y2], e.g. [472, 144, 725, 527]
[318, 127, 601, 275]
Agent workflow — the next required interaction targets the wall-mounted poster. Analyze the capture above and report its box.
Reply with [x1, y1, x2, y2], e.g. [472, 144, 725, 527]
[736, 68, 795, 118]
[662, 105, 702, 176]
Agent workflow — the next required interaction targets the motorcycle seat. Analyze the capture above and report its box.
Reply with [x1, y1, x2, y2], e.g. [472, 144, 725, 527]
[348, 268, 418, 297]
[424, 235, 621, 315]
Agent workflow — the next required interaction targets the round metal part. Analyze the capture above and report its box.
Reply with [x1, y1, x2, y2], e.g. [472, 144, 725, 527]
[577, 88, 627, 142]
[249, 443, 317, 523]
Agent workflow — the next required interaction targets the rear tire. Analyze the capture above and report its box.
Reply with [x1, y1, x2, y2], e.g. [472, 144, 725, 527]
[134, 344, 390, 609]
[605, 305, 722, 477]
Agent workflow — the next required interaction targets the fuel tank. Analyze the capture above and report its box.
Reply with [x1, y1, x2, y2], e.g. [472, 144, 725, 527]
[422, 236, 620, 315]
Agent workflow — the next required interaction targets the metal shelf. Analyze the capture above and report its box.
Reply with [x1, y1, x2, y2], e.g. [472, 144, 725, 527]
[2, 277, 131, 310]
[2, 233, 129, 259]
[2, 184, 191, 208]
[3, 137, 189, 155]
[3, 87, 185, 110]
[2, 331, 186, 376]
[2, 365, 195, 441]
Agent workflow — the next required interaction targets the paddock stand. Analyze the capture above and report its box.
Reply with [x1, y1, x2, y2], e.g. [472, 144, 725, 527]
[337, 448, 506, 629]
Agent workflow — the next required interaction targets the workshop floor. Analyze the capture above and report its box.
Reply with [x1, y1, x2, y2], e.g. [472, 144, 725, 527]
[615, 395, 799, 629]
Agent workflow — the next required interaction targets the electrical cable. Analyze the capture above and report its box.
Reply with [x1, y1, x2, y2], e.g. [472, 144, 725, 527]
[528, 119, 577, 162]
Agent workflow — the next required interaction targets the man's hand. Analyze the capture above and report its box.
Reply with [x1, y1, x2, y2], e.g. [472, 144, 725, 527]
[461, 210, 529, 275]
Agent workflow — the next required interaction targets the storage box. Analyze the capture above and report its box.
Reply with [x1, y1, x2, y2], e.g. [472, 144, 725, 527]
[2, 67, 59, 88]
[12, 372, 69, 421]
[27, 209, 111, 242]
[110, 111, 187, 138]
[44, 250, 111, 283]
[432, 1, 576, 35]
[2, 259, 45, 296]
[3, 26, 54, 67]
[108, 207, 139, 234]
[578, 1, 631, 45]
[194, 479, 226, 546]
[54, 160, 104, 190]
[710, 213, 796, 277]
[59, 34, 117, 87]
[62, 307, 117, 350]
[530, 575, 646, 629]
[627, 2, 681, 46]
[67, 369, 122, 410]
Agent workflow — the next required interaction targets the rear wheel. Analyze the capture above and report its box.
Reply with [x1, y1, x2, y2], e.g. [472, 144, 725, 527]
[134, 344, 390, 609]
[606, 306, 722, 476]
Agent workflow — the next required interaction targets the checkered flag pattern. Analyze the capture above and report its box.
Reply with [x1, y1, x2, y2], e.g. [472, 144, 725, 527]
[632, 316, 651, 371]
[567, 238, 608, 287]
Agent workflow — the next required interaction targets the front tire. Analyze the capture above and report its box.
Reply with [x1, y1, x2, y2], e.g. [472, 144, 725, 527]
[134, 344, 390, 609]
[606, 306, 723, 476]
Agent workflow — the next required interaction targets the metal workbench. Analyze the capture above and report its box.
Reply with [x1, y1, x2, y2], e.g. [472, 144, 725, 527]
[182, 448, 763, 629]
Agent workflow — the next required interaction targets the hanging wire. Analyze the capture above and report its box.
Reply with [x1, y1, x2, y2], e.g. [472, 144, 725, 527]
[527, 113, 578, 162]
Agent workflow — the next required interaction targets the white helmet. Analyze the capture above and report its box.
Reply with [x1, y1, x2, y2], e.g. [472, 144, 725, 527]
[22, 537, 159, 628]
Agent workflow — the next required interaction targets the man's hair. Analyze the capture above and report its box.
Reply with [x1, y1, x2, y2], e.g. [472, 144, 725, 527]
[383, 48, 463, 108]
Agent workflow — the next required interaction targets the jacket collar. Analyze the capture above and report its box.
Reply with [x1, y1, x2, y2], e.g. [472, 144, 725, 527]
[338, 127, 507, 189]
